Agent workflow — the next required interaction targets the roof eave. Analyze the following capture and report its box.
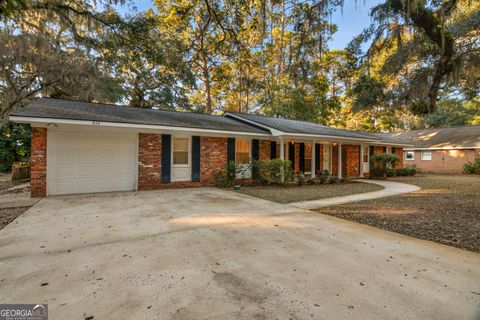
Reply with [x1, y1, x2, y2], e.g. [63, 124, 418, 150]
[9, 115, 271, 137]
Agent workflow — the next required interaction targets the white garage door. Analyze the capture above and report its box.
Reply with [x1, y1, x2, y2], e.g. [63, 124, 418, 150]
[47, 131, 137, 195]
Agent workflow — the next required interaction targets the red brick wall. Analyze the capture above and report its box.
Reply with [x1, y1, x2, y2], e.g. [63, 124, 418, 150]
[138, 133, 162, 190]
[294, 143, 300, 173]
[394, 148, 403, 168]
[259, 140, 271, 160]
[200, 137, 228, 184]
[403, 149, 476, 173]
[374, 146, 385, 154]
[343, 144, 360, 177]
[31, 127, 47, 197]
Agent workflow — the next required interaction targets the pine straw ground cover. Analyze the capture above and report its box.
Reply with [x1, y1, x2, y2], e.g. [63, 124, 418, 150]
[316, 174, 480, 253]
[235, 181, 383, 204]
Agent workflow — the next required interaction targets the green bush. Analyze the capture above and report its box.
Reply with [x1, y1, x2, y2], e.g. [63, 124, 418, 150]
[296, 172, 306, 185]
[386, 164, 419, 177]
[215, 161, 240, 187]
[370, 153, 400, 179]
[0, 122, 31, 172]
[463, 159, 480, 174]
[255, 159, 292, 185]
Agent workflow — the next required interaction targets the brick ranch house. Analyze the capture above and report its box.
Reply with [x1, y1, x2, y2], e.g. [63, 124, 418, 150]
[10, 98, 409, 197]
[375, 125, 480, 174]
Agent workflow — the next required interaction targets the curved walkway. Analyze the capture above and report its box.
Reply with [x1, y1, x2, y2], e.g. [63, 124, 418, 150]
[289, 179, 420, 210]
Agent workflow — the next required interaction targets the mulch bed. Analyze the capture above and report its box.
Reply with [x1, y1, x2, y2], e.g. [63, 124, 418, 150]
[316, 175, 480, 253]
[235, 181, 383, 204]
[0, 207, 31, 230]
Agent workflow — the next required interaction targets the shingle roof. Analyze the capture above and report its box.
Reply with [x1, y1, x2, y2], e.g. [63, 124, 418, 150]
[225, 112, 381, 141]
[10, 98, 269, 134]
[373, 126, 480, 149]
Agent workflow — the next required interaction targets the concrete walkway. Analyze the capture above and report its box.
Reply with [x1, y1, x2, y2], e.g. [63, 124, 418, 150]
[289, 179, 420, 210]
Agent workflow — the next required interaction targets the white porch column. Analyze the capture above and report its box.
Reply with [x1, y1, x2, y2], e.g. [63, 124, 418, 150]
[338, 142, 342, 179]
[311, 141, 316, 178]
[359, 144, 364, 177]
[280, 137, 285, 182]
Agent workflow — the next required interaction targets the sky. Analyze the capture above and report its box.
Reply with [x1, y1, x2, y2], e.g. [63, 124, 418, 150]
[328, 0, 383, 49]
[118, 0, 383, 50]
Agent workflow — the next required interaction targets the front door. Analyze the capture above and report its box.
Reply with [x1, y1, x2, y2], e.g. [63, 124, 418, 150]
[322, 144, 332, 173]
[362, 145, 370, 174]
[171, 136, 191, 182]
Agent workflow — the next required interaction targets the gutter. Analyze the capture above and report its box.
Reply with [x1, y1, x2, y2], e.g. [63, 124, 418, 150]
[9, 115, 272, 137]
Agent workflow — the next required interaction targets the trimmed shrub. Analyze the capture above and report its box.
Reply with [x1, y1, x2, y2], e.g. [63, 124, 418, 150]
[296, 172, 306, 185]
[370, 153, 400, 179]
[215, 161, 240, 187]
[463, 159, 480, 175]
[387, 164, 419, 177]
[255, 159, 292, 185]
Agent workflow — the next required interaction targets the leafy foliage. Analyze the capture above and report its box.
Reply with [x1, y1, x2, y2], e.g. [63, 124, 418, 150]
[370, 153, 400, 178]
[0, 122, 30, 172]
[463, 159, 480, 175]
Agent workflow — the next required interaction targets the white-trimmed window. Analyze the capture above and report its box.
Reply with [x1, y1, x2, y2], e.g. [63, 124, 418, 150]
[173, 137, 189, 165]
[405, 151, 415, 160]
[236, 139, 250, 164]
[421, 151, 432, 161]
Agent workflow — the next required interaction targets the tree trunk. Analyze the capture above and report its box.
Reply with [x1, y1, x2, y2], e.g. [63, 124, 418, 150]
[201, 54, 213, 114]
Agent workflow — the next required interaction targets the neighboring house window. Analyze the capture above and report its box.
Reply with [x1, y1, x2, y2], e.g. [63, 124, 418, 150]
[421, 151, 432, 160]
[405, 151, 415, 160]
[236, 139, 250, 164]
[173, 137, 189, 165]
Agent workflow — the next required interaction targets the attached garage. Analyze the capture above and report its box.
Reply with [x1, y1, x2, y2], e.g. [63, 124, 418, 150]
[47, 130, 137, 195]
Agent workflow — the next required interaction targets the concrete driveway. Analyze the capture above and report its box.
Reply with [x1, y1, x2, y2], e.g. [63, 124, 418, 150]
[0, 188, 479, 320]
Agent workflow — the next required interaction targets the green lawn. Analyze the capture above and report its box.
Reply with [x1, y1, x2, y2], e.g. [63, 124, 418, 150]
[235, 181, 384, 204]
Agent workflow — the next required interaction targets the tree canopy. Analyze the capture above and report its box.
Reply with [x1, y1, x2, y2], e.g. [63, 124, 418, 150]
[1, 0, 479, 131]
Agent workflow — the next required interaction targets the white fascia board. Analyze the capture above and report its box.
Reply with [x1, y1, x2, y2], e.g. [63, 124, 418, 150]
[280, 132, 380, 143]
[9, 116, 272, 138]
[403, 146, 479, 151]
[369, 141, 414, 147]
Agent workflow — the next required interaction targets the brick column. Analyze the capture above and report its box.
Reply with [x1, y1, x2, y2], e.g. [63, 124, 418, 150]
[31, 127, 47, 197]
[342, 144, 360, 177]
[138, 133, 162, 190]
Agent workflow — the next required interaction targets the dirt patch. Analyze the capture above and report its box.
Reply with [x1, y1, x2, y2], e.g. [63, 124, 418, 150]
[316, 175, 480, 253]
[235, 181, 383, 204]
[0, 206, 30, 229]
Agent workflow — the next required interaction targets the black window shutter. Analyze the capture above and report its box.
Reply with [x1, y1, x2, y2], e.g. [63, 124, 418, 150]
[252, 139, 259, 160]
[161, 134, 171, 183]
[383, 146, 387, 153]
[192, 136, 200, 182]
[369, 146, 374, 157]
[392, 147, 396, 154]
[315, 144, 320, 173]
[289, 143, 295, 169]
[270, 141, 277, 159]
[358, 145, 362, 175]
[227, 138, 235, 163]
[299, 143, 305, 172]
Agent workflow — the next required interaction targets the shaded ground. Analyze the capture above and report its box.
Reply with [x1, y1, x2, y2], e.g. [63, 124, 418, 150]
[236, 181, 383, 204]
[0, 188, 479, 319]
[0, 174, 33, 229]
[316, 175, 480, 253]
[0, 206, 31, 229]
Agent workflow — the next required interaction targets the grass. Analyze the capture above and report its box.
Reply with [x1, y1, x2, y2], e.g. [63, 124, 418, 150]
[316, 174, 480, 253]
[235, 181, 384, 204]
